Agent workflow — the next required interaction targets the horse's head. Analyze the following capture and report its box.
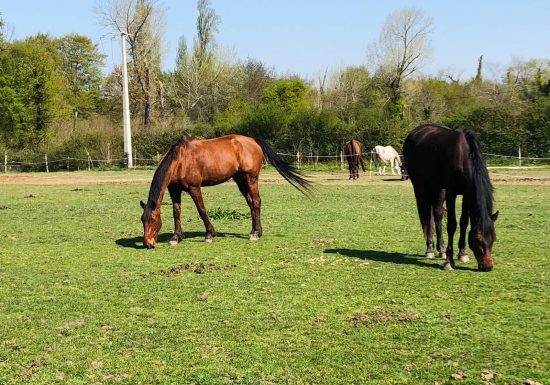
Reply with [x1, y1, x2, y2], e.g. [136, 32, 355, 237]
[140, 200, 162, 249]
[468, 211, 499, 271]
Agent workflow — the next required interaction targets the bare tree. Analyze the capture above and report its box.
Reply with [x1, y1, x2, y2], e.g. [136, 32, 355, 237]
[168, 0, 237, 122]
[96, 0, 165, 129]
[369, 7, 433, 107]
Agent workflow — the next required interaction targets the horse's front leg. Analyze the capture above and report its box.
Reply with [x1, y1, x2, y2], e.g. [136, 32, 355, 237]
[457, 198, 470, 263]
[444, 192, 457, 270]
[188, 186, 215, 242]
[168, 185, 184, 246]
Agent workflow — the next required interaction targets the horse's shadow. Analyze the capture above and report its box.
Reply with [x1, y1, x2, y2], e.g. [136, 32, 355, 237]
[116, 232, 249, 249]
[324, 248, 476, 271]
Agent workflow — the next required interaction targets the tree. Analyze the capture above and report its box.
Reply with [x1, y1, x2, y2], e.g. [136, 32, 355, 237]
[0, 36, 62, 148]
[96, 0, 165, 129]
[57, 34, 105, 120]
[168, 0, 241, 123]
[369, 7, 433, 111]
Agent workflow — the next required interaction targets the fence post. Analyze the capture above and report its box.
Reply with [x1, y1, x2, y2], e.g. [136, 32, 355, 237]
[4, 151, 7, 173]
[156, 152, 160, 164]
[67, 157, 70, 171]
[45, 154, 49, 173]
[86, 150, 91, 171]
[107, 142, 111, 165]
[518, 147, 522, 167]
[133, 147, 137, 167]
[296, 151, 301, 169]
[340, 151, 344, 170]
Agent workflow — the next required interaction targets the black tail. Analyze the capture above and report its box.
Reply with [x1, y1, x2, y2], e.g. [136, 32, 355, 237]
[463, 130, 494, 234]
[254, 138, 313, 196]
[359, 154, 366, 172]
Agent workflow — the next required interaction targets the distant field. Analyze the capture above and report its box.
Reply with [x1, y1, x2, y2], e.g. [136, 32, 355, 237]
[0, 169, 548, 384]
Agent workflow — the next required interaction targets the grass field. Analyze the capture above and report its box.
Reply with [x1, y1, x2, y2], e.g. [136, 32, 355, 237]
[0, 170, 548, 385]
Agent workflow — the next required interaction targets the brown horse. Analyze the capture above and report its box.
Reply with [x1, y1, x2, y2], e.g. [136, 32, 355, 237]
[344, 140, 366, 180]
[140, 135, 312, 248]
[403, 124, 498, 271]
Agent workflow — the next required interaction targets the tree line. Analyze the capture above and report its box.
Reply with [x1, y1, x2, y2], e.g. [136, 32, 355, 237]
[0, 1, 549, 169]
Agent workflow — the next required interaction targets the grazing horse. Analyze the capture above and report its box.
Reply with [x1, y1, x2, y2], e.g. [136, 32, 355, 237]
[403, 124, 498, 271]
[373, 145, 402, 175]
[140, 135, 312, 249]
[344, 140, 366, 180]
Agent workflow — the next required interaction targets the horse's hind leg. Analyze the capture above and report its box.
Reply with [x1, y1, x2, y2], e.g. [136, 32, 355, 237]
[188, 186, 215, 242]
[432, 189, 447, 260]
[412, 182, 435, 258]
[234, 173, 262, 240]
[168, 184, 184, 245]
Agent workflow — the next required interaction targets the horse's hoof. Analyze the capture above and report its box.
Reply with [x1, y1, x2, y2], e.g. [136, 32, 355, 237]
[443, 262, 454, 270]
[249, 234, 260, 241]
[426, 252, 435, 259]
[205, 237, 213, 243]
[438, 252, 447, 259]
[458, 254, 469, 263]
[169, 240, 179, 246]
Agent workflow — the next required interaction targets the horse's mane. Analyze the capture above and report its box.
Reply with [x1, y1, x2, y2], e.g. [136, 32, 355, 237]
[146, 136, 191, 207]
[463, 129, 494, 235]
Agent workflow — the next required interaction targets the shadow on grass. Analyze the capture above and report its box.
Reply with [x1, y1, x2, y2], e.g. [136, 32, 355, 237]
[116, 231, 249, 249]
[324, 248, 476, 271]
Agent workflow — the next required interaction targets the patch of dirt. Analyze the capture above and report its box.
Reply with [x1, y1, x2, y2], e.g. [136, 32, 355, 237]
[0, 205, 8, 210]
[351, 309, 419, 328]
[21, 357, 46, 375]
[309, 239, 335, 248]
[0, 175, 149, 185]
[143, 262, 235, 277]
[450, 371, 467, 380]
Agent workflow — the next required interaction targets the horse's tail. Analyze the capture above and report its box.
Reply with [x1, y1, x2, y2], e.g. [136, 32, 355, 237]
[464, 130, 494, 232]
[254, 138, 313, 196]
[359, 154, 366, 172]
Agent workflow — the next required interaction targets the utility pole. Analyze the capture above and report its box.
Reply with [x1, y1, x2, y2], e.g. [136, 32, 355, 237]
[121, 32, 133, 167]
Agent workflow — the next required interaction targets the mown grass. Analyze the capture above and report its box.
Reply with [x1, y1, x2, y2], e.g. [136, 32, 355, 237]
[0, 173, 548, 385]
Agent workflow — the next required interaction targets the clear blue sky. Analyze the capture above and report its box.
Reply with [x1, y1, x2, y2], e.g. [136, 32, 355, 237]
[2, 0, 549, 80]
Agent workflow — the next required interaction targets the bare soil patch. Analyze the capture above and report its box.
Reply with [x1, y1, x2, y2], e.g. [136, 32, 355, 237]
[143, 262, 236, 277]
[351, 309, 419, 328]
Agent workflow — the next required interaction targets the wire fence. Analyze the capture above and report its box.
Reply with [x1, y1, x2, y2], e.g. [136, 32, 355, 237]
[2, 149, 550, 173]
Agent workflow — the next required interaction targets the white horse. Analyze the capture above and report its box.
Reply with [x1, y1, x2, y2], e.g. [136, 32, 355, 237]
[372, 145, 402, 175]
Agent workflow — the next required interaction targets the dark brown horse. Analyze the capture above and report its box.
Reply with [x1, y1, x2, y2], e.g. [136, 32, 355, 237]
[344, 140, 366, 180]
[140, 135, 312, 248]
[403, 124, 498, 271]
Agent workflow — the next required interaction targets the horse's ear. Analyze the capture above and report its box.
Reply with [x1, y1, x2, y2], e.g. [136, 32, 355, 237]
[491, 211, 499, 222]
[140, 200, 146, 210]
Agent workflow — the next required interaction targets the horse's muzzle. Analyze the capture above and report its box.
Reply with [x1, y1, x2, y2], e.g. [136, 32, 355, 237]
[478, 264, 493, 272]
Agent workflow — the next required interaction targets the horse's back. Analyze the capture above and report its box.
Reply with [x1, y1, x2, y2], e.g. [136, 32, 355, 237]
[344, 140, 361, 156]
[179, 135, 263, 186]
[404, 125, 470, 189]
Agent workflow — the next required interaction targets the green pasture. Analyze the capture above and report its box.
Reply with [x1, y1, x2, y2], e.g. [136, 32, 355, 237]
[0, 171, 548, 384]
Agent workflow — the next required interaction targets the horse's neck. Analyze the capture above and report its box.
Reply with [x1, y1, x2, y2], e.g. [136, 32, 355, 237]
[148, 160, 175, 208]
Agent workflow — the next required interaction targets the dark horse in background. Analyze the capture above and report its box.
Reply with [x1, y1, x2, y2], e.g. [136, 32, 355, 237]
[403, 125, 498, 271]
[344, 140, 366, 180]
[140, 135, 312, 249]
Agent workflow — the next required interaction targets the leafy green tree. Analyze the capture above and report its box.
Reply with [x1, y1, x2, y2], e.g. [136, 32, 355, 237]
[56, 34, 105, 118]
[261, 77, 309, 113]
[0, 36, 63, 148]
